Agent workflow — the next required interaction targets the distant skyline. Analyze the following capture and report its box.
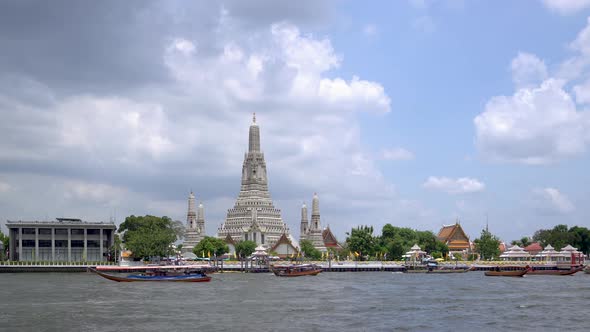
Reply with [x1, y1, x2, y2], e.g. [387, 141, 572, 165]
[1, 1, 590, 243]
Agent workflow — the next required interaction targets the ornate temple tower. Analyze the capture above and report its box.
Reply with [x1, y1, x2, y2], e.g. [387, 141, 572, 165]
[183, 192, 204, 253]
[187, 192, 196, 229]
[300, 203, 309, 241]
[307, 193, 327, 252]
[197, 201, 205, 233]
[217, 114, 290, 247]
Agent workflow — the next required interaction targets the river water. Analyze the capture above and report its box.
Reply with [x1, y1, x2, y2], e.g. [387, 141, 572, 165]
[1, 271, 588, 331]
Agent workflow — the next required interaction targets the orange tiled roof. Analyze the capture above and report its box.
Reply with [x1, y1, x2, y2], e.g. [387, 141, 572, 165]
[437, 225, 456, 241]
[524, 242, 542, 252]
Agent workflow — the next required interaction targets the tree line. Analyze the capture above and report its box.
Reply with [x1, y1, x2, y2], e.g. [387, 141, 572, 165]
[3, 214, 587, 262]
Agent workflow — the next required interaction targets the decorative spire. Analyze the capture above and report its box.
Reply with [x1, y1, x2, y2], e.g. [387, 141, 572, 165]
[312, 193, 320, 216]
[253, 112, 256, 124]
[187, 191, 197, 229]
[197, 201, 205, 232]
[301, 202, 308, 221]
[248, 114, 260, 152]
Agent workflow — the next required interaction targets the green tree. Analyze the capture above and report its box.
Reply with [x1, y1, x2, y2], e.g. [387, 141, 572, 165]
[193, 236, 229, 258]
[511, 236, 532, 247]
[533, 224, 572, 250]
[474, 229, 501, 260]
[376, 224, 448, 260]
[119, 215, 178, 260]
[235, 240, 257, 258]
[0, 231, 8, 260]
[300, 239, 322, 259]
[345, 225, 377, 260]
[569, 226, 590, 254]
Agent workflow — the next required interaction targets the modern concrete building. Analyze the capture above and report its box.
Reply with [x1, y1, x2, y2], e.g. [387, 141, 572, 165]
[6, 218, 116, 262]
[183, 191, 205, 253]
[217, 114, 291, 247]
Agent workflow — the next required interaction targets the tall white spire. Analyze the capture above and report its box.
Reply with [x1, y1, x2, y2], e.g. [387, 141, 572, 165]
[197, 201, 205, 233]
[311, 193, 320, 230]
[183, 192, 204, 254]
[300, 202, 309, 240]
[308, 192, 326, 252]
[218, 114, 290, 247]
[187, 191, 196, 229]
[248, 112, 260, 152]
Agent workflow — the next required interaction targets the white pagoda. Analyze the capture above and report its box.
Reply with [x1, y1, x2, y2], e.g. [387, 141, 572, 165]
[217, 114, 291, 248]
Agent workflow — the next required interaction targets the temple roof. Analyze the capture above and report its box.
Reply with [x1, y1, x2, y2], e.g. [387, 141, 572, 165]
[524, 242, 542, 252]
[223, 234, 237, 245]
[270, 233, 299, 253]
[322, 227, 342, 248]
[437, 223, 469, 243]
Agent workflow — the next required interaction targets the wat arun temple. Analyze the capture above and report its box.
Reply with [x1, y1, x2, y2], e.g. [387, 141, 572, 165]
[184, 114, 340, 253]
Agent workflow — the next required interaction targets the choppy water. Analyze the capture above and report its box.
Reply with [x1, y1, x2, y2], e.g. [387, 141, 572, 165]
[1, 271, 589, 331]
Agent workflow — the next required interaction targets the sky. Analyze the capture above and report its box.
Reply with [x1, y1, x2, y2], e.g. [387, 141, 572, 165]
[1, 0, 589, 244]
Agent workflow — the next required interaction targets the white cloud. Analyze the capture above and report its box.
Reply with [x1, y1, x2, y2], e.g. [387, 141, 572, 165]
[363, 24, 378, 37]
[543, 0, 590, 15]
[423, 176, 485, 194]
[0, 181, 11, 193]
[381, 147, 415, 161]
[511, 52, 548, 89]
[573, 79, 590, 104]
[475, 79, 589, 164]
[532, 187, 575, 213]
[63, 180, 128, 206]
[0, 18, 394, 240]
[58, 96, 174, 162]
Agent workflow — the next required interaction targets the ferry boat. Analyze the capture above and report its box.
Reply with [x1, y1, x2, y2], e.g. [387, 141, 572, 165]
[404, 260, 470, 273]
[89, 266, 212, 282]
[527, 265, 584, 276]
[484, 266, 530, 277]
[271, 264, 322, 277]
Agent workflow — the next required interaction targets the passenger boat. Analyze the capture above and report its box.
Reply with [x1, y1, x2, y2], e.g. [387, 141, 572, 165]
[88, 267, 212, 282]
[271, 264, 322, 277]
[584, 267, 589, 274]
[527, 266, 584, 276]
[484, 266, 530, 277]
[404, 261, 470, 273]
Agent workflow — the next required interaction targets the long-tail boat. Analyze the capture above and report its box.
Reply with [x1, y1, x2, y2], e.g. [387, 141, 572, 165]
[88, 267, 212, 282]
[527, 266, 584, 276]
[484, 266, 530, 277]
[271, 264, 322, 277]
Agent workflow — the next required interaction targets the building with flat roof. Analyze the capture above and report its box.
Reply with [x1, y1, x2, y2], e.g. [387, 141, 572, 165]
[6, 218, 116, 262]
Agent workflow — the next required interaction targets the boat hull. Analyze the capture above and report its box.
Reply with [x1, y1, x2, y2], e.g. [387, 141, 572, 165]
[89, 268, 212, 282]
[271, 264, 322, 277]
[527, 267, 583, 276]
[484, 270, 528, 277]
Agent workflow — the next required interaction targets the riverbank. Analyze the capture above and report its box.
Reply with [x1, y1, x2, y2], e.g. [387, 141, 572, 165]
[2, 260, 583, 273]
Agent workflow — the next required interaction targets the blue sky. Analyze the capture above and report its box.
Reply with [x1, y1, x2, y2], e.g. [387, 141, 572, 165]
[0, 0, 589, 244]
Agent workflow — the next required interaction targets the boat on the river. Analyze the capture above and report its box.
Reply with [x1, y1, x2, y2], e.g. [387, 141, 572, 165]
[271, 264, 322, 277]
[585, 267, 590, 274]
[527, 266, 584, 276]
[88, 267, 212, 282]
[404, 261, 470, 273]
[484, 266, 530, 277]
